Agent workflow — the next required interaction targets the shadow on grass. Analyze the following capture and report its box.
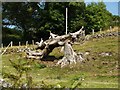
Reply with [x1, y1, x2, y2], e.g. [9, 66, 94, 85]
[41, 55, 63, 61]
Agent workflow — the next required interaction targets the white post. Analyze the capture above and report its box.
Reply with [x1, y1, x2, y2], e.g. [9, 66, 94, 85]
[110, 26, 112, 32]
[83, 30, 85, 36]
[92, 29, 94, 35]
[19, 42, 21, 46]
[11, 41, 13, 47]
[1, 43, 3, 48]
[66, 7, 68, 35]
[1, 42, 11, 55]
[26, 41, 28, 48]
[32, 40, 34, 46]
[100, 28, 102, 33]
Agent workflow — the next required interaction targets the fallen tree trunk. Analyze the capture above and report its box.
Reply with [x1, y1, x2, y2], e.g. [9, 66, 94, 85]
[26, 26, 84, 59]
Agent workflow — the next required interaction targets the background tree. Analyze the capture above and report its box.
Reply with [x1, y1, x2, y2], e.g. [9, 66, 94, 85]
[2, 1, 118, 45]
[36, 2, 86, 36]
[2, 2, 86, 42]
[112, 15, 120, 27]
[2, 27, 22, 46]
[68, 2, 86, 33]
[2, 2, 41, 42]
[84, 2, 113, 34]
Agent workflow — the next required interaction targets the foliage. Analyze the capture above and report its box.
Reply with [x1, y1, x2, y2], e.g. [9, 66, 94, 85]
[2, 27, 22, 46]
[2, 54, 32, 88]
[36, 2, 86, 36]
[2, 2, 119, 42]
[112, 15, 120, 26]
[2, 2, 41, 41]
[84, 2, 113, 34]
[2, 2, 87, 41]
[68, 2, 86, 32]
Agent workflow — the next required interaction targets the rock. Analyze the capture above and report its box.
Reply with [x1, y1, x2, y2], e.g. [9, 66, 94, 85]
[0, 79, 12, 88]
[84, 51, 90, 55]
[99, 52, 112, 57]
[21, 83, 27, 88]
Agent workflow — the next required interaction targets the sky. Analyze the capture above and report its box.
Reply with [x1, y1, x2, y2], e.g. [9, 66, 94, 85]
[85, 1, 119, 15]
[104, 2, 118, 15]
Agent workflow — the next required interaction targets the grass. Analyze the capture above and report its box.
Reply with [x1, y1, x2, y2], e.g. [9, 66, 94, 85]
[1, 35, 119, 88]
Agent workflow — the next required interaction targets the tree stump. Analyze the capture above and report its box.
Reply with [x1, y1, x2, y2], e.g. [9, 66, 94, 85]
[57, 40, 84, 67]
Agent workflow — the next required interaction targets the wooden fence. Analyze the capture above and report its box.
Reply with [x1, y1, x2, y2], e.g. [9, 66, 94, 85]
[1, 26, 117, 55]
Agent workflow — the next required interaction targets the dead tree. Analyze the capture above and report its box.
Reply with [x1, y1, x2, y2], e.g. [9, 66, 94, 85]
[26, 26, 84, 59]
[57, 40, 84, 67]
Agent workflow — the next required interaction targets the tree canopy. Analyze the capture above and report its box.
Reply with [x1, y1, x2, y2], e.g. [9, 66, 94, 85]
[84, 2, 113, 33]
[2, 1, 119, 44]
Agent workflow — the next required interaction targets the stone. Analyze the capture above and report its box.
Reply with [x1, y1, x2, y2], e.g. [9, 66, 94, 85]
[99, 52, 112, 57]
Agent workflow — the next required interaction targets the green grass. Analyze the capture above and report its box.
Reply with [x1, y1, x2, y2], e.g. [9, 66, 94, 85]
[2, 35, 118, 88]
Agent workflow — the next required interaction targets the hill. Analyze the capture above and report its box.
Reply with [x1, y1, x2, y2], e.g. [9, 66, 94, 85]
[1, 29, 119, 88]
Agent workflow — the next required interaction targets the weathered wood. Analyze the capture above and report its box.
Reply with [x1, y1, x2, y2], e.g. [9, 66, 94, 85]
[1, 42, 12, 55]
[57, 40, 84, 67]
[11, 41, 13, 47]
[32, 40, 34, 46]
[26, 41, 28, 48]
[49, 31, 58, 39]
[110, 26, 112, 32]
[26, 27, 84, 59]
[100, 28, 102, 33]
[19, 42, 21, 46]
[92, 29, 94, 35]
[1, 43, 3, 48]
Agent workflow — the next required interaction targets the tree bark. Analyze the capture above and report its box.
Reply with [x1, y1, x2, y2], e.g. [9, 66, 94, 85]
[26, 27, 84, 59]
[56, 41, 84, 67]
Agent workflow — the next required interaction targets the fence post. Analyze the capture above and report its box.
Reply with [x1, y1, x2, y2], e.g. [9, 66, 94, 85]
[26, 41, 28, 48]
[1, 42, 11, 55]
[19, 42, 21, 47]
[32, 40, 34, 46]
[83, 30, 85, 36]
[11, 41, 13, 47]
[100, 28, 102, 34]
[92, 29, 94, 35]
[1, 43, 3, 48]
[110, 26, 112, 32]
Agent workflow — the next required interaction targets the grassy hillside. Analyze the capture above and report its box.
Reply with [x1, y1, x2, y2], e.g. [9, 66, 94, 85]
[2, 34, 118, 88]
